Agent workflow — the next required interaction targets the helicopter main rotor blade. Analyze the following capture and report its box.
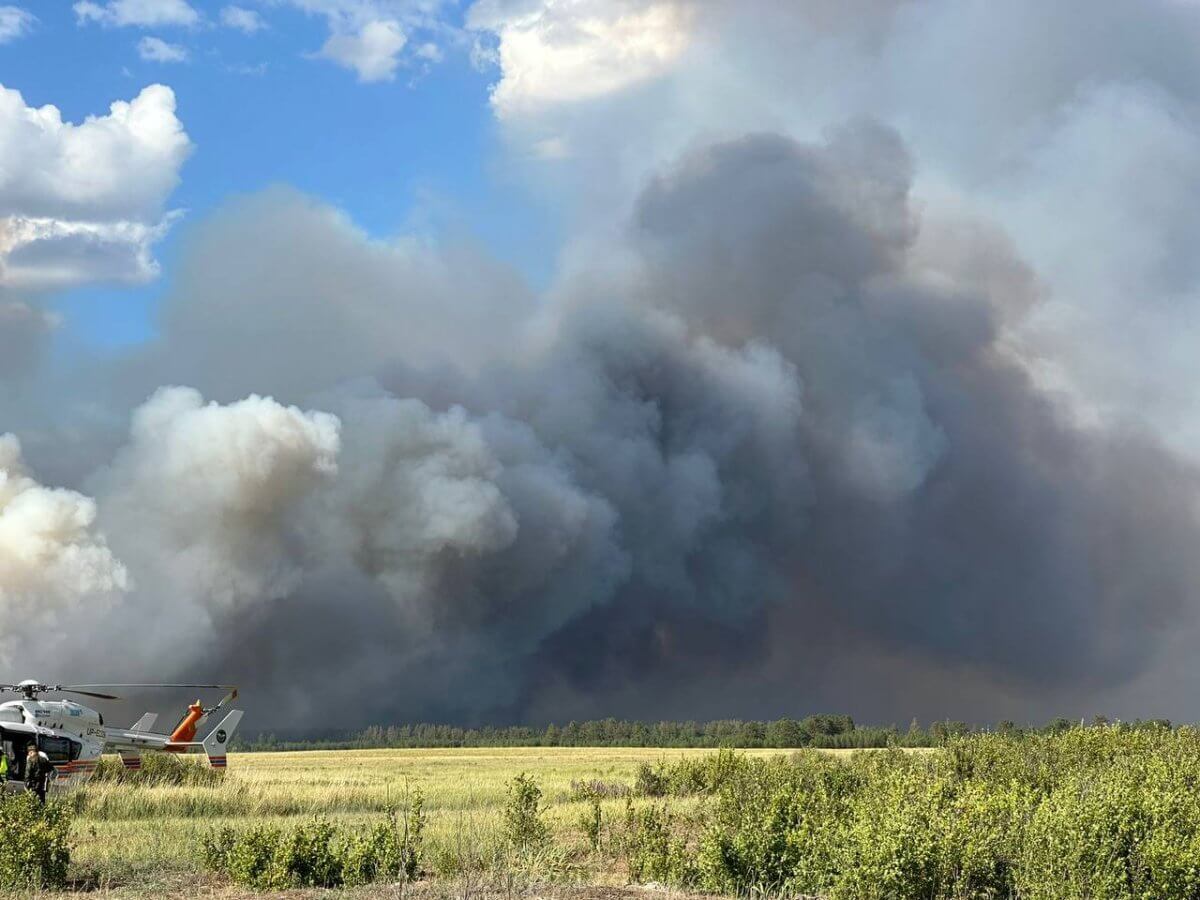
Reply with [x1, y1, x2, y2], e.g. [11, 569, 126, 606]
[56, 689, 122, 700]
[60, 683, 236, 690]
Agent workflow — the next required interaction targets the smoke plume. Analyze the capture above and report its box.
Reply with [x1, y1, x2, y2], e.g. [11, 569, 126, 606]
[4, 118, 1198, 729]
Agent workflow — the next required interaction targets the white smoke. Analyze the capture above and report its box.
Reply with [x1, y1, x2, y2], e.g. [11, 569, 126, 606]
[0, 434, 128, 669]
[93, 387, 339, 619]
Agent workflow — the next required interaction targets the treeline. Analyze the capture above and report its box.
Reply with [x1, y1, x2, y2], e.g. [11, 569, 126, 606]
[233, 714, 1157, 752]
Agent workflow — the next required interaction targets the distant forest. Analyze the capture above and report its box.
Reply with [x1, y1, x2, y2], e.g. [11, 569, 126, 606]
[233, 714, 1161, 752]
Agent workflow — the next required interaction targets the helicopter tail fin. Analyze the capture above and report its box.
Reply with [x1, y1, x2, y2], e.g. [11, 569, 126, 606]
[129, 713, 157, 733]
[201, 710, 242, 768]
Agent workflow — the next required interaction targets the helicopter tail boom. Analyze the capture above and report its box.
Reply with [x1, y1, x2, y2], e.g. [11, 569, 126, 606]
[165, 709, 242, 767]
[104, 707, 243, 768]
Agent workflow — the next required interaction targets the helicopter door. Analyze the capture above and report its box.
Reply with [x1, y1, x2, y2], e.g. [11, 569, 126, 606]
[0, 728, 21, 781]
[37, 734, 81, 765]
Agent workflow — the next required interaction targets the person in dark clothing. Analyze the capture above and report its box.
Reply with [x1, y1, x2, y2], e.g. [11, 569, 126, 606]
[24, 745, 50, 803]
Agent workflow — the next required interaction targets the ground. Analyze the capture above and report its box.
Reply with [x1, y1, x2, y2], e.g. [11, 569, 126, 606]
[50, 876, 719, 900]
[50, 747, 788, 896]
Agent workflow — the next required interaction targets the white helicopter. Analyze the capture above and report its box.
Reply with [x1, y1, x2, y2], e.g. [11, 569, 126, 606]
[0, 679, 243, 790]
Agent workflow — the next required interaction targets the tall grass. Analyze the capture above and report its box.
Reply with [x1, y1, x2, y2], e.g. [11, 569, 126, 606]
[67, 734, 1200, 898]
[90, 751, 223, 787]
[66, 746, 723, 880]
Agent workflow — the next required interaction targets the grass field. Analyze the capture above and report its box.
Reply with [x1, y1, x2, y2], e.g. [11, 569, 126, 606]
[27, 728, 1200, 899]
[66, 746, 784, 891]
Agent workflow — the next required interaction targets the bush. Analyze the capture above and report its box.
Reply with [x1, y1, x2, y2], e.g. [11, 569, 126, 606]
[201, 802, 427, 890]
[577, 787, 603, 852]
[0, 792, 71, 890]
[938, 778, 1030, 898]
[623, 801, 696, 885]
[696, 754, 850, 897]
[270, 818, 343, 889]
[632, 728, 1200, 900]
[200, 728, 1200, 898]
[345, 790, 426, 885]
[224, 824, 290, 889]
[569, 778, 630, 800]
[636, 750, 749, 798]
[1017, 756, 1200, 900]
[199, 825, 237, 873]
[634, 761, 668, 797]
[830, 761, 950, 900]
[503, 773, 549, 852]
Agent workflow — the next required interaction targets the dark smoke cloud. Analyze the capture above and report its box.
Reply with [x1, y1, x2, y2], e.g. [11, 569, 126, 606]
[476, 0, 1200, 462]
[5, 121, 1197, 730]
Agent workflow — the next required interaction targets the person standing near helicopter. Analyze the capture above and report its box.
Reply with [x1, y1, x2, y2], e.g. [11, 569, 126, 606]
[24, 745, 50, 803]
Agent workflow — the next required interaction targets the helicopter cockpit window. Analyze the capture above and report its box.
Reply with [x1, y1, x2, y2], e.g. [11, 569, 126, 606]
[38, 735, 81, 763]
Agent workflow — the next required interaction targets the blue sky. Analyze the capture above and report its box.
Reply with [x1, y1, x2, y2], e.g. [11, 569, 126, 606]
[0, 0, 560, 349]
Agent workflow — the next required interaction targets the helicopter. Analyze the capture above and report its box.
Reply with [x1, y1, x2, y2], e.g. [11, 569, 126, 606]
[0, 679, 243, 790]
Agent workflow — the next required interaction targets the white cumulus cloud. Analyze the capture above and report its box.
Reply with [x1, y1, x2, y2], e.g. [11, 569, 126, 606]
[0, 5, 34, 43]
[317, 18, 407, 82]
[137, 35, 188, 62]
[74, 0, 198, 27]
[467, 0, 693, 117]
[275, 0, 453, 81]
[0, 83, 191, 290]
[220, 5, 264, 33]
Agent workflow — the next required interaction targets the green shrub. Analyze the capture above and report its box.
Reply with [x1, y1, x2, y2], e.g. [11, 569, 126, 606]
[696, 755, 849, 897]
[577, 786, 603, 851]
[198, 728, 1200, 898]
[634, 761, 669, 797]
[400, 789, 427, 878]
[569, 778, 630, 800]
[269, 818, 342, 889]
[0, 792, 71, 890]
[345, 791, 426, 885]
[504, 773, 549, 852]
[939, 779, 1031, 899]
[199, 825, 237, 873]
[202, 804, 430, 890]
[698, 787, 813, 894]
[671, 729, 1200, 899]
[222, 824, 285, 889]
[624, 802, 696, 885]
[1017, 755, 1200, 900]
[830, 761, 949, 900]
[343, 821, 401, 887]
